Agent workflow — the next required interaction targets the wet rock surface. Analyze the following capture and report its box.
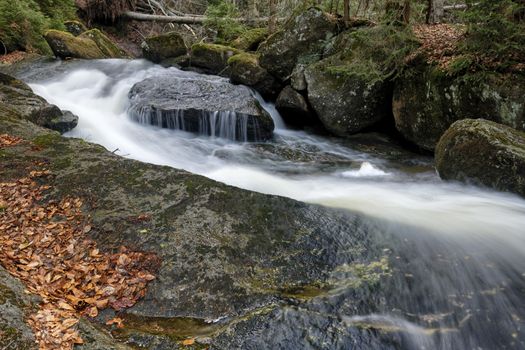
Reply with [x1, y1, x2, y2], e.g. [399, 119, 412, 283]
[0, 72, 77, 134]
[128, 71, 275, 141]
[436, 118, 525, 197]
[275, 85, 314, 126]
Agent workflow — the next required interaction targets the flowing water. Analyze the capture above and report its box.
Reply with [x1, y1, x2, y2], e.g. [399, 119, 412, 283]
[27, 59, 525, 349]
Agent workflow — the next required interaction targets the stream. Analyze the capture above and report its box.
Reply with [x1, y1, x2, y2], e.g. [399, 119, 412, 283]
[26, 59, 525, 349]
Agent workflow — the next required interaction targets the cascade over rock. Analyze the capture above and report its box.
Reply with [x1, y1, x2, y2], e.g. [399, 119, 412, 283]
[258, 7, 338, 81]
[393, 64, 525, 151]
[436, 119, 525, 197]
[128, 72, 274, 141]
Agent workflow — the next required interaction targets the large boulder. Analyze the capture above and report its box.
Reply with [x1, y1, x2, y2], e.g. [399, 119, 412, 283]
[128, 71, 274, 141]
[436, 119, 525, 197]
[228, 52, 280, 97]
[44, 29, 127, 59]
[258, 7, 338, 81]
[142, 32, 187, 63]
[275, 85, 314, 126]
[393, 64, 525, 151]
[0, 73, 77, 133]
[304, 56, 391, 136]
[64, 20, 88, 36]
[190, 43, 241, 76]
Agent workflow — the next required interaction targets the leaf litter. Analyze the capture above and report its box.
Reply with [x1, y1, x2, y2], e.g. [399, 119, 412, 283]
[0, 134, 158, 349]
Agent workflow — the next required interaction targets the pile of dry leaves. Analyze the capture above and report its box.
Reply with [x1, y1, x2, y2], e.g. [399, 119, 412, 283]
[412, 23, 466, 69]
[0, 134, 158, 349]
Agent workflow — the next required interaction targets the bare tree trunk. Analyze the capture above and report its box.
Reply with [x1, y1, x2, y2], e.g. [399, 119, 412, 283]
[427, 0, 444, 24]
[269, 0, 277, 33]
[343, 0, 350, 26]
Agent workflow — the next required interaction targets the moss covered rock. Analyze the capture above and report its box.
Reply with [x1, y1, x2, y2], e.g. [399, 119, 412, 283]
[190, 43, 240, 75]
[393, 64, 525, 151]
[228, 52, 279, 97]
[64, 20, 87, 36]
[258, 7, 338, 81]
[436, 119, 525, 197]
[230, 27, 268, 51]
[142, 32, 187, 63]
[0, 72, 77, 133]
[79, 29, 128, 58]
[304, 56, 391, 136]
[44, 29, 105, 59]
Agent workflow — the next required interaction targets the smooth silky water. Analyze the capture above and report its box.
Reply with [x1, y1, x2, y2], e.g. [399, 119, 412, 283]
[27, 59, 525, 349]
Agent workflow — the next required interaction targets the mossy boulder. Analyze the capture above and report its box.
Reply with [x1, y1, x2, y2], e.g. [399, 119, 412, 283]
[142, 32, 187, 63]
[64, 20, 88, 36]
[304, 56, 391, 136]
[79, 29, 128, 58]
[275, 85, 315, 126]
[258, 7, 338, 81]
[0, 72, 77, 133]
[190, 43, 241, 76]
[44, 29, 127, 59]
[44, 29, 105, 59]
[393, 64, 525, 151]
[436, 119, 525, 197]
[228, 52, 279, 97]
[230, 27, 268, 51]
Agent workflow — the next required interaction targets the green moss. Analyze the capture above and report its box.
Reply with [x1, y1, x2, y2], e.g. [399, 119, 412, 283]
[192, 43, 240, 56]
[63, 20, 87, 36]
[227, 52, 258, 66]
[33, 133, 62, 148]
[79, 29, 127, 58]
[44, 29, 105, 59]
[230, 28, 268, 51]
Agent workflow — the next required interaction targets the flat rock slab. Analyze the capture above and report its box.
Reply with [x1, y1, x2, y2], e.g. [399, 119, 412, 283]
[128, 71, 275, 141]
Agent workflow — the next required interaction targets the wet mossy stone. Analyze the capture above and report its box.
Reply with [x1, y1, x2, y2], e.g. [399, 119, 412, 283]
[64, 20, 88, 36]
[79, 29, 128, 58]
[44, 29, 105, 59]
[436, 119, 525, 197]
[190, 43, 241, 76]
[393, 63, 525, 151]
[258, 7, 338, 81]
[304, 55, 391, 136]
[228, 52, 279, 97]
[0, 72, 77, 133]
[230, 28, 268, 51]
[142, 32, 187, 63]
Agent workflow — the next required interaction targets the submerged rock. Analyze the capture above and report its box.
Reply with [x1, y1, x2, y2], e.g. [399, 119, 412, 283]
[393, 64, 525, 151]
[128, 72, 274, 141]
[190, 43, 241, 75]
[228, 52, 279, 97]
[436, 119, 525, 197]
[0, 72, 77, 133]
[258, 7, 338, 81]
[142, 32, 187, 63]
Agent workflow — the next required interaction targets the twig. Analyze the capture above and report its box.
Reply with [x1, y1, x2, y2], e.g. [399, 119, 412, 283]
[1, 339, 16, 350]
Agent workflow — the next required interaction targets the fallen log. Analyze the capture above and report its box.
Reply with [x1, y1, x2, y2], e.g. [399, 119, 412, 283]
[123, 11, 273, 24]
